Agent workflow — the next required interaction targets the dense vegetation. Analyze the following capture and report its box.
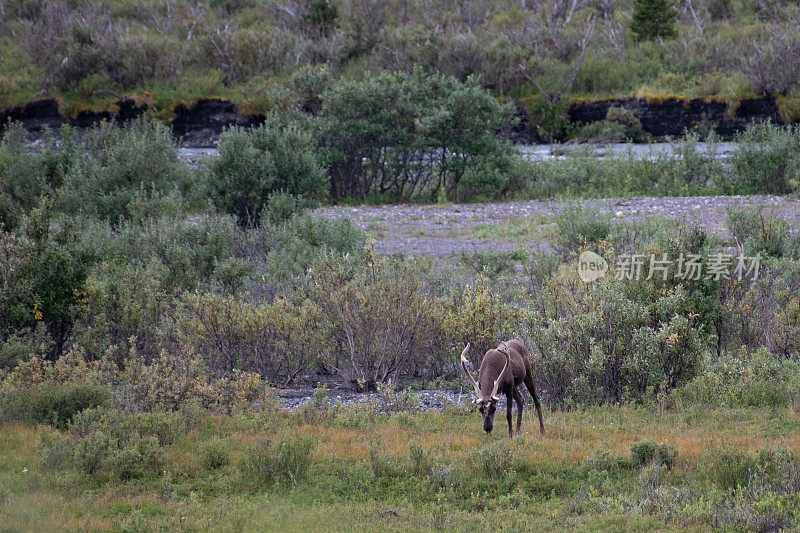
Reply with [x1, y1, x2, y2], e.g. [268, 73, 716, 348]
[2, 0, 800, 138]
[1, 56, 800, 528]
[1, 118, 800, 394]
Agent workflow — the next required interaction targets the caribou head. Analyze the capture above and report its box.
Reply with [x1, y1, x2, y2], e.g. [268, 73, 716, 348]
[460, 342, 511, 434]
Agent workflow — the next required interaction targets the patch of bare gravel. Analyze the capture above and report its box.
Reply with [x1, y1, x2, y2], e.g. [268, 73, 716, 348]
[314, 196, 800, 257]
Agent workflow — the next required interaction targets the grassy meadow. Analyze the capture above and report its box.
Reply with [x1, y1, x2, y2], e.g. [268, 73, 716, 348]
[3, 403, 800, 532]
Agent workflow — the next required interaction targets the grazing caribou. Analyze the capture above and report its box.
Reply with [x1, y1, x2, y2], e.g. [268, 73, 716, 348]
[460, 340, 545, 437]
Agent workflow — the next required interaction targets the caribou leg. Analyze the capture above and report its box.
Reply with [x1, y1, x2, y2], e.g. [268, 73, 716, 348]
[506, 391, 514, 437]
[513, 387, 524, 433]
[524, 374, 546, 435]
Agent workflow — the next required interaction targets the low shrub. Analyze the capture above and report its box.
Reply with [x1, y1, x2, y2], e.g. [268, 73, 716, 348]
[468, 441, 516, 487]
[678, 348, 800, 408]
[35, 428, 75, 470]
[708, 449, 754, 491]
[110, 436, 164, 481]
[241, 437, 313, 487]
[69, 407, 185, 446]
[368, 442, 396, 478]
[407, 441, 430, 478]
[2, 382, 109, 428]
[553, 204, 611, 256]
[576, 120, 626, 142]
[201, 437, 231, 470]
[74, 430, 115, 475]
[726, 209, 791, 258]
[630, 438, 678, 469]
[727, 121, 800, 195]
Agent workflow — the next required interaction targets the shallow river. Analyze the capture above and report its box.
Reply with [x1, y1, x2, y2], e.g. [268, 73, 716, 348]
[177, 141, 739, 165]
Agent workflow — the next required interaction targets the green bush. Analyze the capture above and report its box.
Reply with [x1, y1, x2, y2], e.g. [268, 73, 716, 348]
[726, 209, 790, 258]
[321, 69, 516, 202]
[0, 123, 62, 231]
[35, 428, 75, 470]
[576, 120, 626, 142]
[630, 438, 677, 469]
[110, 436, 164, 481]
[241, 437, 313, 487]
[3, 382, 109, 429]
[532, 239, 710, 405]
[70, 408, 186, 447]
[407, 442, 430, 478]
[312, 252, 439, 387]
[368, 442, 396, 478]
[728, 122, 800, 195]
[708, 449, 754, 491]
[471, 442, 514, 481]
[605, 107, 644, 140]
[209, 116, 327, 227]
[201, 437, 231, 470]
[526, 138, 723, 199]
[554, 204, 611, 255]
[74, 430, 115, 475]
[58, 119, 192, 224]
[108, 211, 241, 290]
[679, 348, 800, 408]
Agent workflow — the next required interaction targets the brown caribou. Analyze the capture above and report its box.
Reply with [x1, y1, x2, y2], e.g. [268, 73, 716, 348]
[460, 340, 545, 437]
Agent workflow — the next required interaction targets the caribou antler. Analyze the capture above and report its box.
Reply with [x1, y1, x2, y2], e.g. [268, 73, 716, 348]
[490, 345, 511, 401]
[460, 343, 482, 399]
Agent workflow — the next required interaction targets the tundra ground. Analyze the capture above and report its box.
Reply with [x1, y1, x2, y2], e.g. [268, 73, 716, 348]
[2, 404, 799, 532]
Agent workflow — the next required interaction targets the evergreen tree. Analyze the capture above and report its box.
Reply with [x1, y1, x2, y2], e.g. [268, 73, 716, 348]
[630, 0, 677, 41]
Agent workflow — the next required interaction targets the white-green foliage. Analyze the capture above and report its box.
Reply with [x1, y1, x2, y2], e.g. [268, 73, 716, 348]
[679, 347, 800, 408]
[321, 69, 519, 202]
[728, 121, 800, 195]
[58, 118, 192, 224]
[209, 115, 327, 226]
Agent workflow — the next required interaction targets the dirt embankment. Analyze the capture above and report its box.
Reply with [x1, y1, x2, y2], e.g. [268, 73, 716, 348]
[566, 96, 784, 138]
[2, 96, 787, 147]
[0, 98, 265, 148]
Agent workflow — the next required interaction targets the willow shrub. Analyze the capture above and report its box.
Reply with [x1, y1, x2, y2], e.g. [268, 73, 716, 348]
[529, 269, 708, 406]
[311, 248, 440, 389]
[58, 118, 193, 224]
[727, 121, 800, 195]
[320, 69, 520, 202]
[208, 115, 327, 227]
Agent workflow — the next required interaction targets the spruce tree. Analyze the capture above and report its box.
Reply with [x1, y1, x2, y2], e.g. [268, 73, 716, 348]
[630, 0, 677, 41]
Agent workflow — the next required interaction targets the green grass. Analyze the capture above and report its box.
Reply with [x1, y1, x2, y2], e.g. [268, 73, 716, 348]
[471, 216, 556, 242]
[3, 404, 800, 531]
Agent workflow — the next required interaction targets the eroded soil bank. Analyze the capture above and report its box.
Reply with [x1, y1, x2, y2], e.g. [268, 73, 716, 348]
[2, 95, 787, 147]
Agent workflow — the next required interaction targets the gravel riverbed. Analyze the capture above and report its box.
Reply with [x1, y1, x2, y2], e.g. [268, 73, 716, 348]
[314, 195, 800, 257]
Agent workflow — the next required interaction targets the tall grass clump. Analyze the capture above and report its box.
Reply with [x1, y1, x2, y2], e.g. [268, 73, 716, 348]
[241, 437, 314, 487]
[727, 121, 800, 195]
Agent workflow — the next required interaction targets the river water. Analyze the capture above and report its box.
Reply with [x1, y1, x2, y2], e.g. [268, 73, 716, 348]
[177, 141, 739, 165]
